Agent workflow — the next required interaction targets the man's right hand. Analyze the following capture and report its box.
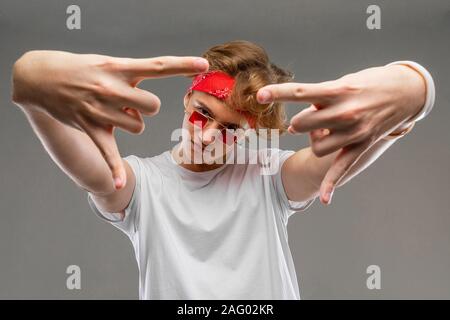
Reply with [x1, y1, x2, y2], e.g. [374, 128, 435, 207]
[12, 51, 209, 189]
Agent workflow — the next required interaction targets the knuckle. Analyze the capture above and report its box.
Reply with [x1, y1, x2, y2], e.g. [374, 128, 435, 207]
[111, 58, 131, 71]
[92, 80, 119, 99]
[96, 57, 120, 72]
[338, 108, 360, 123]
[335, 78, 362, 94]
[324, 82, 357, 99]
[151, 57, 167, 74]
[293, 86, 306, 99]
[336, 82, 352, 94]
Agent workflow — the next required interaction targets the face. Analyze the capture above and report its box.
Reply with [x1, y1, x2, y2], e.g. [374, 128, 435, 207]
[181, 91, 247, 164]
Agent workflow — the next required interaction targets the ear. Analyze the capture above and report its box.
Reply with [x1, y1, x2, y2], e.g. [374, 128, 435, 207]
[183, 91, 192, 108]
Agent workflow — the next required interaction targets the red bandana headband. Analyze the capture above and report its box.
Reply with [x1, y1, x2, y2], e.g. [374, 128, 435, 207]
[187, 71, 256, 128]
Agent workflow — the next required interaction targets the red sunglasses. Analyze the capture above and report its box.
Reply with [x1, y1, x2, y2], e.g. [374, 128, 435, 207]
[186, 108, 239, 145]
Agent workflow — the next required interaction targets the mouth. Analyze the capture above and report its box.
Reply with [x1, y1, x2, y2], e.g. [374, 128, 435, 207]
[189, 139, 232, 151]
[190, 139, 205, 150]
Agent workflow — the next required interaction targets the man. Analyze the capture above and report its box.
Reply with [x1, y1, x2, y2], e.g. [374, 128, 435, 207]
[11, 41, 435, 299]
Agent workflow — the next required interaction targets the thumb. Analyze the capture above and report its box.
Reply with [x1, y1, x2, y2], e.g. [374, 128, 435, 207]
[82, 122, 127, 190]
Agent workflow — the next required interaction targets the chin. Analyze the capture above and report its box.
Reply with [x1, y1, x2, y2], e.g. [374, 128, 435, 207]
[183, 139, 233, 164]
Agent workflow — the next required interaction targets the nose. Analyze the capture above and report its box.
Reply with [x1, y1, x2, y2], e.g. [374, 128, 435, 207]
[201, 122, 222, 145]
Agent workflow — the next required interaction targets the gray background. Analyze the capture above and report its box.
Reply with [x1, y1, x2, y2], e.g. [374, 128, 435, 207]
[0, 0, 449, 299]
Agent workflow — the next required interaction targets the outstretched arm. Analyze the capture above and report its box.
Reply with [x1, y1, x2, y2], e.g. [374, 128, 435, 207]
[258, 62, 434, 205]
[12, 50, 208, 214]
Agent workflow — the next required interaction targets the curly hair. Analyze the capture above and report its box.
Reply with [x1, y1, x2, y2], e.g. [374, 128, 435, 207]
[200, 40, 294, 136]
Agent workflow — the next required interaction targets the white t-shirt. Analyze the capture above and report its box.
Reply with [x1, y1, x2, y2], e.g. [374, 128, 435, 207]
[85, 60, 435, 300]
[87, 148, 316, 299]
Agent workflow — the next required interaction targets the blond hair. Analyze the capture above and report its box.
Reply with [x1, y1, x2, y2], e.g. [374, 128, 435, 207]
[201, 40, 293, 135]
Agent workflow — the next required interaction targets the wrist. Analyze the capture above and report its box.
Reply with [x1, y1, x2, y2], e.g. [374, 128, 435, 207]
[396, 64, 427, 122]
[385, 64, 426, 123]
[386, 60, 435, 123]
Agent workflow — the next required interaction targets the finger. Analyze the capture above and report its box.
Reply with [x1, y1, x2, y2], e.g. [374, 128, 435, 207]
[80, 121, 126, 190]
[288, 104, 319, 134]
[119, 56, 209, 82]
[116, 86, 161, 116]
[106, 107, 146, 134]
[310, 128, 330, 141]
[290, 104, 319, 134]
[289, 104, 349, 134]
[257, 81, 339, 104]
[319, 142, 370, 205]
[287, 105, 317, 134]
[87, 102, 145, 134]
[310, 129, 358, 157]
[123, 107, 144, 123]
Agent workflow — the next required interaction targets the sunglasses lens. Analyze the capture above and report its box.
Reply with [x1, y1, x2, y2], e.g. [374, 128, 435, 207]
[189, 110, 208, 128]
[189, 109, 239, 146]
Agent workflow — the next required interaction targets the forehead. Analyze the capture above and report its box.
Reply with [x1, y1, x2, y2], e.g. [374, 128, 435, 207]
[190, 91, 245, 124]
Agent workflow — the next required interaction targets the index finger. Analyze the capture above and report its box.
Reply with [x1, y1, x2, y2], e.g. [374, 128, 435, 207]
[257, 81, 339, 105]
[119, 56, 209, 81]
[80, 120, 127, 190]
[319, 142, 370, 205]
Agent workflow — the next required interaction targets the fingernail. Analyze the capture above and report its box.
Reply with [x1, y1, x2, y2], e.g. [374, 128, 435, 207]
[288, 125, 299, 135]
[114, 177, 122, 189]
[194, 58, 209, 70]
[288, 126, 294, 134]
[258, 90, 272, 104]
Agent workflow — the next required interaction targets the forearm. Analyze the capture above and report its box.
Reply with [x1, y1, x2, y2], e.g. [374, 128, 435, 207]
[18, 106, 116, 194]
[12, 52, 119, 194]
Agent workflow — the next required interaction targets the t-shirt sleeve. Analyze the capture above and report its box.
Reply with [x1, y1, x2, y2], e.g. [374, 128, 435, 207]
[385, 61, 435, 122]
[268, 149, 316, 219]
[86, 155, 142, 237]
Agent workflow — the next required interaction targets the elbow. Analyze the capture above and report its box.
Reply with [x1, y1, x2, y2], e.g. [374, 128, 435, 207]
[11, 53, 27, 105]
[75, 176, 116, 197]
[11, 51, 38, 105]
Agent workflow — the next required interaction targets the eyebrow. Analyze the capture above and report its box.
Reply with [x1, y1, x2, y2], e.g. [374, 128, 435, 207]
[194, 100, 238, 127]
